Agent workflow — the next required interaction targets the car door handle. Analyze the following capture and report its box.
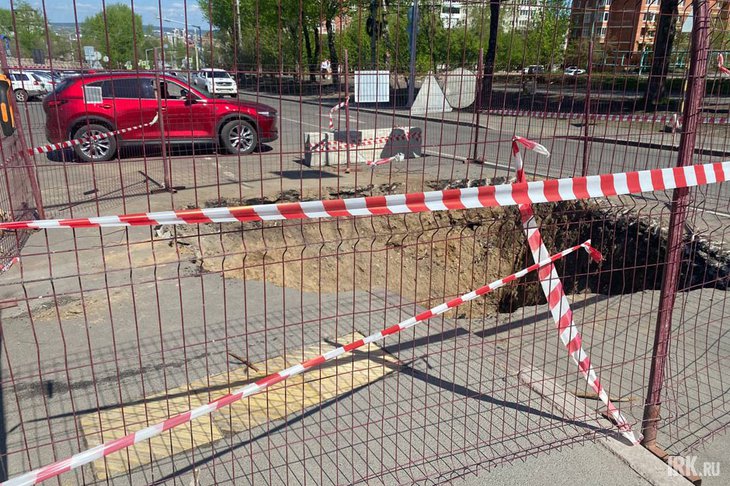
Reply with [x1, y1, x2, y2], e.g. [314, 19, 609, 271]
[160, 107, 167, 112]
[100, 104, 112, 109]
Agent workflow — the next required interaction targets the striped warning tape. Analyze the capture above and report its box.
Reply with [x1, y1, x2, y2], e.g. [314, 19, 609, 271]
[366, 153, 405, 167]
[0, 256, 18, 274]
[0, 241, 598, 486]
[719, 54, 730, 76]
[328, 100, 348, 130]
[485, 109, 730, 125]
[25, 114, 159, 156]
[309, 131, 421, 153]
[512, 136, 638, 444]
[0, 159, 727, 230]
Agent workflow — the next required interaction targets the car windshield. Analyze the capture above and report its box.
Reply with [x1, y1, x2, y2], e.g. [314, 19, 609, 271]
[50, 77, 74, 94]
[207, 71, 230, 78]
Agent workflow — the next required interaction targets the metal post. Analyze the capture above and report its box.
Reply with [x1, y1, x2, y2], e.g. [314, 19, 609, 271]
[370, 0, 378, 68]
[468, 48, 484, 164]
[196, 26, 202, 70]
[407, 1, 419, 107]
[344, 49, 351, 174]
[582, 38, 594, 177]
[0, 48, 44, 218]
[641, 0, 710, 448]
[153, 48, 173, 191]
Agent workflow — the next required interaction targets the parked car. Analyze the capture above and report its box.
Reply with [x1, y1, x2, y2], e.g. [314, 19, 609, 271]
[193, 68, 238, 97]
[29, 71, 60, 93]
[522, 65, 545, 75]
[43, 72, 278, 162]
[9, 71, 47, 102]
[564, 66, 587, 76]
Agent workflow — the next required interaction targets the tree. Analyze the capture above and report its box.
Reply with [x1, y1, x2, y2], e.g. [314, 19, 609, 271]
[0, 1, 45, 58]
[481, 0, 503, 106]
[645, 0, 679, 106]
[81, 4, 145, 67]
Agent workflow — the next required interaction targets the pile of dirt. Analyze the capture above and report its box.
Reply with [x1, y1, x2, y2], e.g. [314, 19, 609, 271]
[164, 185, 730, 317]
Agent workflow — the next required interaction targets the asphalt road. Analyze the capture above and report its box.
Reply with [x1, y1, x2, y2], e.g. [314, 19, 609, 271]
[18, 91, 730, 228]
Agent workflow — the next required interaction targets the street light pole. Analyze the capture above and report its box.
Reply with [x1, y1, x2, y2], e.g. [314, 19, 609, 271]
[160, 17, 202, 70]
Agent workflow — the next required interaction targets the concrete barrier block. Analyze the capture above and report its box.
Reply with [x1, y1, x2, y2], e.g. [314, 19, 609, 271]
[304, 126, 422, 167]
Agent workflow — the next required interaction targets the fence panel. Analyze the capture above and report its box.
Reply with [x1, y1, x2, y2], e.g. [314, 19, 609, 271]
[0, 0, 728, 484]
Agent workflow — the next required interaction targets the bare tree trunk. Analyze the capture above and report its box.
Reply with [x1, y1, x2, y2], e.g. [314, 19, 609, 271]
[326, 17, 339, 86]
[481, 0, 501, 108]
[645, 0, 679, 106]
[303, 23, 315, 82]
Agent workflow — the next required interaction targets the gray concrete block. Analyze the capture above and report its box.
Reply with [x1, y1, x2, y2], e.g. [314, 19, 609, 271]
[304, 126, 423, 167]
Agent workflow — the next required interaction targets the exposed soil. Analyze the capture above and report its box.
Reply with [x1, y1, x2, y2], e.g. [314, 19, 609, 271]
[164, 182, 730, 318]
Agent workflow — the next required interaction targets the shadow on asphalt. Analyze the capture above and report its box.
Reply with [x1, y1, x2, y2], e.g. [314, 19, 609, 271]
[44, 143, 274, 163]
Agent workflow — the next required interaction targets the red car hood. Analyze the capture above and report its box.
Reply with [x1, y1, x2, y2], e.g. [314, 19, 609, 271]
[206, 97, 277, 114]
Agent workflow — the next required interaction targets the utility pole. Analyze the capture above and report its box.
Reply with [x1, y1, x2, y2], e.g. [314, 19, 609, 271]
[235, 0, 243, 53]
[407, 1, 419, 107]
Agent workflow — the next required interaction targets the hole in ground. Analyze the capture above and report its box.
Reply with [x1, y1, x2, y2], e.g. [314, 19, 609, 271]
[168, 183, 730, 316]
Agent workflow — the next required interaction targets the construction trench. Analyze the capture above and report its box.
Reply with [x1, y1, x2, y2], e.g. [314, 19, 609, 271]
[165, 181, 730, 319]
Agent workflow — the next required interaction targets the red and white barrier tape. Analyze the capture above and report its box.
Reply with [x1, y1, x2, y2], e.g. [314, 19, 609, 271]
[486, 109, 730, 125]
[1, 159, 728, 230]
[328, 100, 348, 130]
[512, 136, 638, 444]
[367, 153, 405, 167]
[309, 131, 421, 153]
[1, 241, 598, 486]
[719, 54, 730, 76]
[0, 256, 18, 274]
[25, 114, 159, 156]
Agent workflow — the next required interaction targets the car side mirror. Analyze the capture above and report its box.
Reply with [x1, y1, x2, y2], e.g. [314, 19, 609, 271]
[184, 92, 197, 105]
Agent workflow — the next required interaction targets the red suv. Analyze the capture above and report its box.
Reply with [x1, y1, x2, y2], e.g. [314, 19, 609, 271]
[43, 72, 278, 162]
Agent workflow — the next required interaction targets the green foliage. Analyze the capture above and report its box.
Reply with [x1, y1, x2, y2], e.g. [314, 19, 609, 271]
[0, 1, 44, 58]
[340, 1, 569, 75]
[198, 0, 330, 71]
[0, 2, 75, 60]
[81, 4, 145, 67]
[495, 2, 571, 70]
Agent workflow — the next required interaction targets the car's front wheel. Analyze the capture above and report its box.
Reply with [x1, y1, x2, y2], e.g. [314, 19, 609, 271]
[14, 89, 27, 102]
[220, 119, 257, 155]
[72, 123, 117, 162]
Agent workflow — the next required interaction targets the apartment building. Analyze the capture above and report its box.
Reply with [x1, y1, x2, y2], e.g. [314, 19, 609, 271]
[504, 0, 546, 30]
[571, 0, 729, 57]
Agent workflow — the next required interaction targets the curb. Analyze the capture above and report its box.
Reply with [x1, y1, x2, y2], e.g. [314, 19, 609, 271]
[518, 367, 693, 486]
[578, 136, 730, 158]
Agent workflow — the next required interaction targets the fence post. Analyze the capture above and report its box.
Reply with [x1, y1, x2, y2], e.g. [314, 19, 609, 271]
[344, 49, 351, 174]
[0, 49, 45, 218]
[581, 38, 594, 177]
[153, 47, 174, 192]
[641, 0, 710, 448]
[468, 48, 484, 164]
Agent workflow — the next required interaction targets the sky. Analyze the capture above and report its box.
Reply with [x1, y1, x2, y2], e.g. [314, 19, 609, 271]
[0, 0, 208, 28]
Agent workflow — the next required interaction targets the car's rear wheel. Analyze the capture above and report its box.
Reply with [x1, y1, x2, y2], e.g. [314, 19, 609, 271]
[14, 89, 27, 102]
[221, 119, 257, 155]
[72, 123, 117, 162]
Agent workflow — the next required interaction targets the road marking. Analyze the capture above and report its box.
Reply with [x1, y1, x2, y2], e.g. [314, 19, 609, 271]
[279, 116, 325, 129]
[80, 331, 398, 480]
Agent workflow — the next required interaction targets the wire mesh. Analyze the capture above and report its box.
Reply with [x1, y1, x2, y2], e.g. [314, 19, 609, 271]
[0, 0, 728, 484]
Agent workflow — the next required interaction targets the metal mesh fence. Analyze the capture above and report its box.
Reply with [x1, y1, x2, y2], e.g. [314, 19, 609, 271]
[0, 0, 728, 484]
